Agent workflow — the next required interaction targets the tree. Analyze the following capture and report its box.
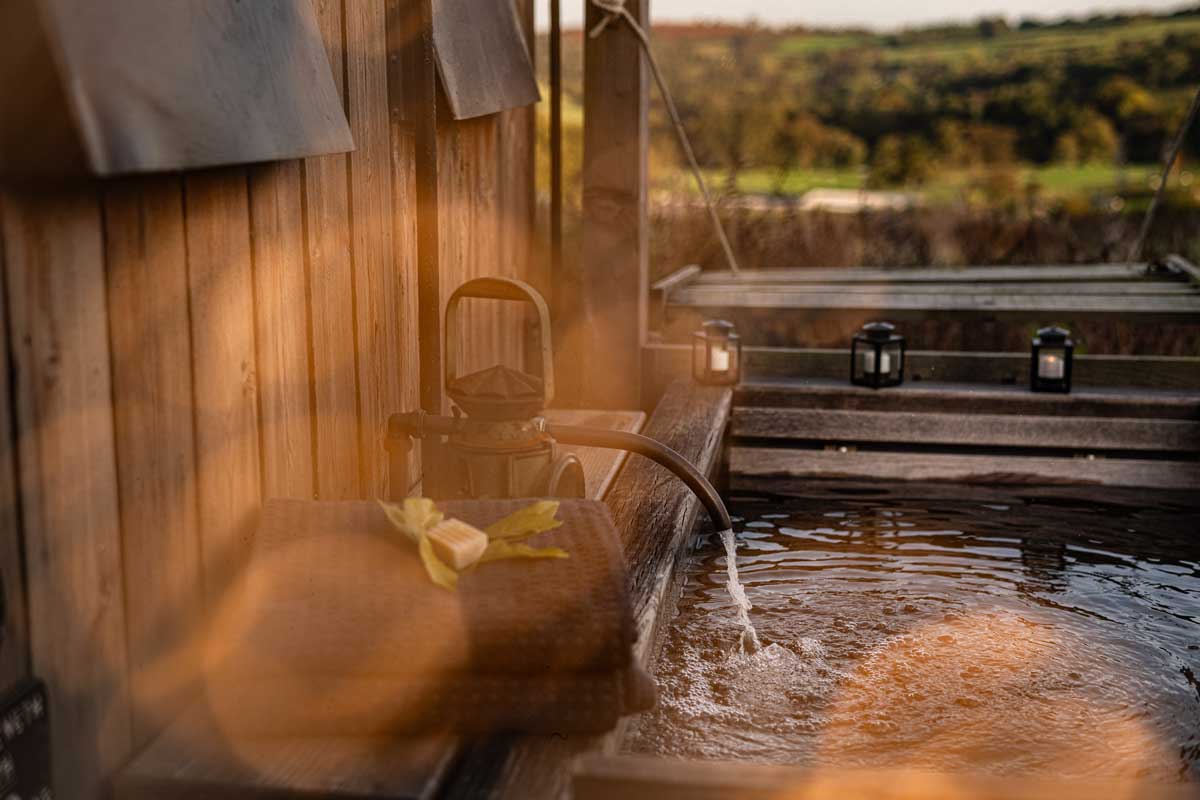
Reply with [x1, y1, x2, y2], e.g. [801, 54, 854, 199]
[868, 135, 935, 187]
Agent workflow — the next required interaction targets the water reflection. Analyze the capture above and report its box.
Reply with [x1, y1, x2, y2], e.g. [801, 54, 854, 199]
[627, 490, 1200, 782]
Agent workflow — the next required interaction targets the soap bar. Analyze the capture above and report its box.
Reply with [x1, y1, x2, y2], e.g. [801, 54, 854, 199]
[427, 518, 489, 570]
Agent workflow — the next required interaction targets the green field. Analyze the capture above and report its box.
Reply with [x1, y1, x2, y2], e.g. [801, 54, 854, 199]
[654, 164, 1172, 205]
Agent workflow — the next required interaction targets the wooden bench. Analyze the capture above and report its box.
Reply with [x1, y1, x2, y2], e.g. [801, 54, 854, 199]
[652, 259, 1200, 353]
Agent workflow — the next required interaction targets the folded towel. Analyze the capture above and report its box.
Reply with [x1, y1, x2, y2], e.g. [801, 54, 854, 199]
[205, 499, 656, 735]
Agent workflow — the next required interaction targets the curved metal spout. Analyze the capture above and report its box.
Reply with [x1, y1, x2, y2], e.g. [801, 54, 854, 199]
[386, 411, 732, 533]
[543, 423, 732, 534]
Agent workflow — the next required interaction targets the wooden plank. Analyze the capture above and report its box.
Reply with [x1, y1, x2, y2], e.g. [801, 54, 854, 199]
[183, 171, 262, 599]
[26, 0, 352, 174]
[386, 0, 423, 493]
[651, 264, 702, 293]
[102, 176, 203, 747]
[570, 0, 649, 408]
[573, 754, 1200, 800]
[691, 264, 1151, 285]
[305, 1, 363, 500]
[431, 0, 539, 120]
[734, 407, 1200, 452]
[440, 382, 733, 800]
[0, 202, 30, 693]
[541, 409, 646, 499]
[248, 161, 315, 500]
[117, 705, 458, 800]
[1, 187, 132, 800]
[642, 343, 1200, 398]
[346, 0, 403, 500]
[733, 379, 1200, 420]
[680, 280, 1194, 296]
[669, 287, 1200, 321]
[1165, 254, 1200, 286]
[730, 447, 1200, 490]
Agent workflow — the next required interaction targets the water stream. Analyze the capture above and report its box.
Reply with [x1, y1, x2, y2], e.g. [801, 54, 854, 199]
[718, 528, 761, 653]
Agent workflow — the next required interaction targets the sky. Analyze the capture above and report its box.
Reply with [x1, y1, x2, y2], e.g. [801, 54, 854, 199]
[537, 0, 1190, 30]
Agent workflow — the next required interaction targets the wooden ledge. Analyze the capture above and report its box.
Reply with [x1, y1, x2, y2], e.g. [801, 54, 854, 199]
[573, 754, 1200, 800]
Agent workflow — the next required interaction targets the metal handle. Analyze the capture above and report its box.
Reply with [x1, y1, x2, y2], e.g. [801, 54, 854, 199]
[444, 277, 555, 406]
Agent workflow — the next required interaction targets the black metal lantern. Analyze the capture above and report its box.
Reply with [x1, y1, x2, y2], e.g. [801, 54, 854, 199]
[692, 320, 742, 386]
[1030, 326, 1074, 394]
[851, 321, 905, 389]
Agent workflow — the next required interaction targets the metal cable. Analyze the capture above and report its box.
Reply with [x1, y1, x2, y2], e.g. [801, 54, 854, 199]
[1129, 83, 1200, 263]
[589, 0, 742, 274]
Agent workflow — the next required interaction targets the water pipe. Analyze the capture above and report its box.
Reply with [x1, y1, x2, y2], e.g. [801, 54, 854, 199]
[387, 411, 733, 533]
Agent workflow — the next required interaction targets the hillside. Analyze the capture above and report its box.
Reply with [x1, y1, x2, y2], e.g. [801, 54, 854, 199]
[541, 6, 1200, 207]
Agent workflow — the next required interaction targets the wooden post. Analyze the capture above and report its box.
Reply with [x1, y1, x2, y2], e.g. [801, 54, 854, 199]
[564, 0, 649, 409]
[410, 0, 445, 494]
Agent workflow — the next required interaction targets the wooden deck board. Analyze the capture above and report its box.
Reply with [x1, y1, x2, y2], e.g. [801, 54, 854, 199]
[665, 261, 1200, 324]
[731, 447, 1200, 491]
[734, 407, 1200, 453]
[690, 264, 1153, 284]
[670, 287, 1200, 320]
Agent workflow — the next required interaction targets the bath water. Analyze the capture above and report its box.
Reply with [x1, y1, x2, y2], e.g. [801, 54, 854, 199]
[629, 490, 1200, 782]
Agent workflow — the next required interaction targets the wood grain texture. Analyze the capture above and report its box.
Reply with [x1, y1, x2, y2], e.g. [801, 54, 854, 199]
[734, 407, 1200, 453]
[0, 202, 29, 693]
[733, 379, 1200, 420]
[569, 0, 649, 408]
[386, 0, 423, 490]
[103, 177, 203, 747]
[642, 344, 1200, 402]
[1, 187, 132, 800]
[116, 705, 457, 800]
[573, 754, 1200, 800]
[183, 171, 262, 599]
[29, 0, 353, 174]
[691, 264, 1154, 284]
[347, 0, 403, 499]
[431, 0, 539, 120]
[670, 287, 1200, 320]
[248, 161, 316, 500]
[306, 0, 364, 500]
[731, 447, 1200, 490]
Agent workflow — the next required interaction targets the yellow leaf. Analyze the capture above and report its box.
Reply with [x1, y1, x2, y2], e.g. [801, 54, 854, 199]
[479, 539, 569, 564]
[485, 500, 563, 541]
[418, 534, 459, 590]
[378, 498, 443, 544]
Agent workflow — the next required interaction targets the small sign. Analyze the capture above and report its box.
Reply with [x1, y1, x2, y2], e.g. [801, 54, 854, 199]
[0, 681, 52, 799]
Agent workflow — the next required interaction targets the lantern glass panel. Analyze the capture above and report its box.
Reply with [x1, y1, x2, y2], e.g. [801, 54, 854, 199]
[1037, 347, 1067, 381]
[882, 341, 904, 382]
[692, 331, 707, 382]
[693, 322, 741, 385]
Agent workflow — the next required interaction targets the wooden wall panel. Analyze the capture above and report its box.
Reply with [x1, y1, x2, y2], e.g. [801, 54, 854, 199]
[305, 0, 363, 500]
[102, 177, 203, 748]
[182, 171, 262, 600]
[1, 188, 132, 800]
[346, 0, 405, 499]
[0, 0, 538, 791]
[0, 202, 29, 695]
[249, 162, 316, 500]
[386, 0, 423, 491]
